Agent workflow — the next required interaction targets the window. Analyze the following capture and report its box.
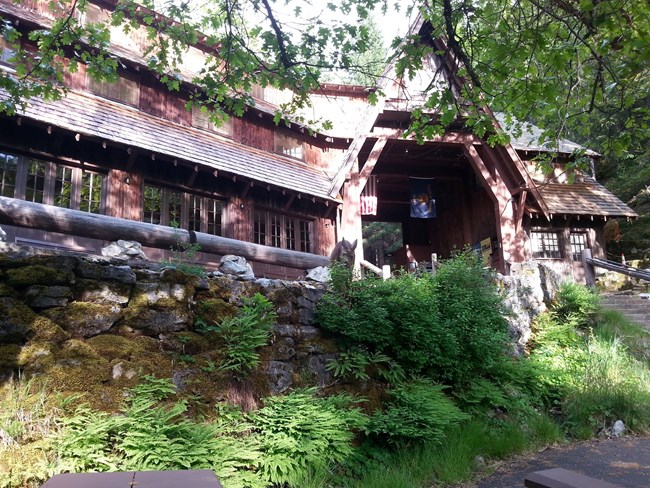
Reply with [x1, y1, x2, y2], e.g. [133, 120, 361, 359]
[88, 73, 140, 106]
[274, 132, 304, 160]
[0, 37, 16, 66]
[254, 210, 312, 252]
[0, 152, 18, 197]
[191, 106, 233, 137]
[570, 233, 588, 262]
[143, 183, 222, 235]
[0, 151, 105, 213]
[530, 231, 561, 259]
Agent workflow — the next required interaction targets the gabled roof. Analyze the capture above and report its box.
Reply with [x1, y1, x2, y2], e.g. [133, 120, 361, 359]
[494, 113, 600, 157]
[1, 90, 336, 201]
[535, 177, 637, 218]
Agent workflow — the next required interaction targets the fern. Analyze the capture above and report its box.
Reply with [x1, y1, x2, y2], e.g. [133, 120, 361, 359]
[251, 388, 368, 485]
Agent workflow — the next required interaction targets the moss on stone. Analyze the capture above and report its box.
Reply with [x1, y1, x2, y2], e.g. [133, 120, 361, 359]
[0, 344, 21, 369]
[57, 339, 102, 361]
[0, 282, 17, 298]
[0, 297, 69, 344]
[160, 267, 200, 286]
[30, 317, 70, 343]
[86, 334, 146, 361]
[5, 265, 75, 287]
[18, 343, 54, 369]
[193, 298, 237, 325]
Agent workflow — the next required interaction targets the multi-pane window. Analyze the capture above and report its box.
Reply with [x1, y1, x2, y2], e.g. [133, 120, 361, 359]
[570, 233, 588, 262]
[0, 153, 18, 197]
[274, 132, 304, 160]
[143, 183, 222, 235]
[80, 172, 104, 213]
[25, 160, 46, 203]
[191, 106, 233, 137]
[530, 231, 561, 259]
[0, 151, 105, 213]
[88, 74, 140, 106]
[254, 210, 312, 252]
[0, 37, 16, 66]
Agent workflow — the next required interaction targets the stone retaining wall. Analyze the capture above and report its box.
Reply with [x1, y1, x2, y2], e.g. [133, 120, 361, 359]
[0, 243, 559, 408]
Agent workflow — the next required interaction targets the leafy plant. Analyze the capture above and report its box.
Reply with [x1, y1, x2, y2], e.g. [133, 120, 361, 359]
[327, 348, 371, 381]
[553, 282, 600, 325]
[199, 293, 276, 375]
[250, 388, 368, 485]
[167, 220, 205, 277]
[367, 380, 469, 447]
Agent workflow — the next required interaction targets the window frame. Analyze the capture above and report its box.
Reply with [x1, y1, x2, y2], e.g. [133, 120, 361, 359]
[0, 151, 107, 214]
[569, 232, 589, 262]
[274, 131, 305, 160]
[88, 71, 141, 107]
[530, 230, 562, 259]
[253, 209, 313, 253]
[142, 182, 223, 236]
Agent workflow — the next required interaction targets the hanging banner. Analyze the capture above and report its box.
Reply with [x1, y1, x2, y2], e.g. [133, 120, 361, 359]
[360, 195, 378, 215]
[409, 177, 436, 218]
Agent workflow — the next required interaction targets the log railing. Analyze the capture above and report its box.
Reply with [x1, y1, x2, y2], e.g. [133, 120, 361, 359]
[0, 196, 329, 270]
[359, 259, 391, 280]
[582, 249, 650, 287]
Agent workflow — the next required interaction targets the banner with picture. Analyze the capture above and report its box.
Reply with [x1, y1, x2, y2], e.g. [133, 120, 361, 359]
[409, 177, 436, 219]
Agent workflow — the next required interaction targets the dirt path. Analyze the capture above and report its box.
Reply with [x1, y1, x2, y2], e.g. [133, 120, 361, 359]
[463, 436, 650, 487]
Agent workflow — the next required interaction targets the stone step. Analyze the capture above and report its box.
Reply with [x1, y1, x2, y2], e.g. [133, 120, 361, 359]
[599, 294, 650, 330]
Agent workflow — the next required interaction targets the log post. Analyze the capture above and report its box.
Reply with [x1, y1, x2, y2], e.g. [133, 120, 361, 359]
[582, 248, 596, 288]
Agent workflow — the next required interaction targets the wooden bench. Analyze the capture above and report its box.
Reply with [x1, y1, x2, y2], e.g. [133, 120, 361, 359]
[525, 468, 623, 488]
[41, 470, 222, 488]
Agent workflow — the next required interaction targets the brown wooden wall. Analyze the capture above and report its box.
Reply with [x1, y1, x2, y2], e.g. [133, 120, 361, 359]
[106, 169, 143, 220]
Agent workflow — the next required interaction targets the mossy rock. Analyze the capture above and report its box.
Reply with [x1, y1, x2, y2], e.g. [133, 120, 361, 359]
[44, 302, 122, 338]
[0, 297, 69, 345]
[0, 439, 55, 488]
[5, 265, 75, 287]
[86, 333, 156, 361]
[57, 339, 102, 361]
[18, 343, 55, 370]
[160, 267, 201, 286]
[46, 357, 111, 399]
[193, 298, 238, 325]
[0, 282, 17, 298]
[0, 344, 21, 369]
[160, 331, 211, 354]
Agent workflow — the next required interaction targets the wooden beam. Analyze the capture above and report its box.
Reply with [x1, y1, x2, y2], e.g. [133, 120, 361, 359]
[241, 181, 254, 199]
[358, 135, 388, 191]
[0, 196, 329, 270]
[371, 127, 477, 145]
[283, 193, 296, 211]
[186, 165, 199, 187]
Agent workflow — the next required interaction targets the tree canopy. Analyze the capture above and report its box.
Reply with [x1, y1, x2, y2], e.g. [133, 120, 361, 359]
[0, 0, 648, 157]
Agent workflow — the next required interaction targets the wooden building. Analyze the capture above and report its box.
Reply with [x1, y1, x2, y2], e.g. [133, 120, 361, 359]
[0, 1, 637, 281]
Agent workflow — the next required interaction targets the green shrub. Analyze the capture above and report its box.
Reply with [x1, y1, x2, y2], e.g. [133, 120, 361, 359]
[250, 388, 368, 486]
[554, 282, 600, 325]
[367, 380, 469, 446]
[317, 253, 511, 386]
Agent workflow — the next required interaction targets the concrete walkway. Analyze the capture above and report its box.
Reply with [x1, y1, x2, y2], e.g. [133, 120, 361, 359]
[465, 436, 650, 487]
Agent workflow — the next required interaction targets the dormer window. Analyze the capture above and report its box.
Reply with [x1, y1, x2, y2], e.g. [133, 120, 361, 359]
[88, 73, 140, 106]
[274, 132, 304, 160]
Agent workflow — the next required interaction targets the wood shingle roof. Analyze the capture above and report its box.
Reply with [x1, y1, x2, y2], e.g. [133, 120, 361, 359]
[3, 91, 336, 201]
[536, 177, 637, 218]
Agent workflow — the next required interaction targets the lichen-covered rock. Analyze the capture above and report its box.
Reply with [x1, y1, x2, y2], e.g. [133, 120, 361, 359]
[5, 265, 75, 287]
[306, 266, 330, 283]
[131, 282, 191, 306]
[101, 240, 147, 260]
[44, 302, 122, 338]
[25, 285, 72, 309]
[267, 360, 294, 394]
[220, 255, 255, 280]
[124, 308, 191, 335]
[0, 297, 69, 344]
[74, 279, 131, 305]
[307, 353, 336, 387]
[76, 261, 136, 285]
[273, 324, 322, 341]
